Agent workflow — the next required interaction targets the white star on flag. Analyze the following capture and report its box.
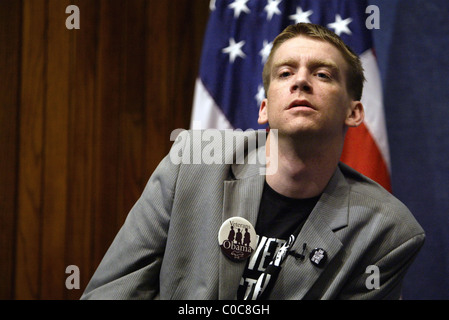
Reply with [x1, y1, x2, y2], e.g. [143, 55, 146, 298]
[328, 14, 353, 36]
[259, 40, 273, 64]
[255, 85, 265, 106]
[289, 7, 313, 24]
[228, 0, 251, 18]
[264, 0, 282, 21]
[222, 38, 246, 63]
[209, 0, 216, 11]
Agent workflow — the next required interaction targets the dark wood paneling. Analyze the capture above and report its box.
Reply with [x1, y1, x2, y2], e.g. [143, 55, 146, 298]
[0, 0, 22, 299]
[65, 0, 100, 300]
[40, 0, 71, 299]
[1, 0, 209, 299]
[90, 0, 124, 279]
[15, 0, 47, 299]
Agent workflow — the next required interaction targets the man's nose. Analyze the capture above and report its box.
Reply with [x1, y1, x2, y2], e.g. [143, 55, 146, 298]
[290, 71, 312, 94]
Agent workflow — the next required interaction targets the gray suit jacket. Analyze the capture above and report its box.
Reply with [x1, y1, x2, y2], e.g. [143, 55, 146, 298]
[81, 130, 425, 300]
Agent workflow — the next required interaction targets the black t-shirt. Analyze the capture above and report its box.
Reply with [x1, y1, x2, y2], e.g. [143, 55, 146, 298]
[237, 181, 320, 300]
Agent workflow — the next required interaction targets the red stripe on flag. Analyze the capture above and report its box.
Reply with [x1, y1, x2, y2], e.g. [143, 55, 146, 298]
[341, 123, 392, 192]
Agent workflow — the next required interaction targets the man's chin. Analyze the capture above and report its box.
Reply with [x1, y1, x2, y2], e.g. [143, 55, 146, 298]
[276, 124, 319, 138]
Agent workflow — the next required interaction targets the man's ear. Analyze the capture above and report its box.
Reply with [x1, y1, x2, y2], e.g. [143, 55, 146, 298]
[258, 98, 269, 125]
[345, 101, 364, 127]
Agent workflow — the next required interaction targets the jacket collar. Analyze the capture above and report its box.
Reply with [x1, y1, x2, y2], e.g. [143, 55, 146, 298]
[229, 144, 350, 231]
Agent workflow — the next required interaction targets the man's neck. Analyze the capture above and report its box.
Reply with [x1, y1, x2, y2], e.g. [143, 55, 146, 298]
[264, 131, 342, 199]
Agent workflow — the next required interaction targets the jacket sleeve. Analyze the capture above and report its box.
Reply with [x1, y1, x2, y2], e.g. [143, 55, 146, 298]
[80, 131, 188, 300]
[339, 232, 425, 300]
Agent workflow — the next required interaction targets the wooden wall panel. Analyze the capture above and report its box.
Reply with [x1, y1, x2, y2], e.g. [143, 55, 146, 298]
[91, 0, 123, 278]
[40, 0, 71, 299]
[1, 0, 210, 299]
[117, 0, 147, 228]
[0, 0, 21, 299]
[65, 0, 100, 300]
[15, 0, 47, 299]
[144, 1, 171, 174]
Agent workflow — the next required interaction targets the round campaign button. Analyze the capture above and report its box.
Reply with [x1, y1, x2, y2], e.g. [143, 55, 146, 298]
[309, 248, 327, 268]
[218, 217, 257, 262]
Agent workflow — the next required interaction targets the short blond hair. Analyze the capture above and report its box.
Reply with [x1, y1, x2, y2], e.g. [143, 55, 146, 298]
[263, 23, 365, 101]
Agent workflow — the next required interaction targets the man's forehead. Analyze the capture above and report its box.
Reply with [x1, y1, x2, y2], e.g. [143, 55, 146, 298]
[272, 36, 347, 68]
[272, 57, 339, 71]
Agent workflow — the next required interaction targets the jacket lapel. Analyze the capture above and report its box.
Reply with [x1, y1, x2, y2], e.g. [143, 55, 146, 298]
[270, 165, 350, 299]
[218, 143, 265, 299]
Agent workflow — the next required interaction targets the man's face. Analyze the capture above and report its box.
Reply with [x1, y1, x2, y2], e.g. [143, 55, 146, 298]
[258, 36, 362, 140]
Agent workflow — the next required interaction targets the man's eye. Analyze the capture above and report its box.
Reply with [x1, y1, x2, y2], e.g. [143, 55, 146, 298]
[316, 72, 330, 79]
[316, 72, 331, 79]
[279, 71, 291, 78]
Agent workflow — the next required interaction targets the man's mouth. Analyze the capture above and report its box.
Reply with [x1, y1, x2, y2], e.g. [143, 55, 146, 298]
[287, 99, 315, 110]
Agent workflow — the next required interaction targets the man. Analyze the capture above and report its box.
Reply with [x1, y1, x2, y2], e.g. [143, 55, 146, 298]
[81, 23, 425, 300]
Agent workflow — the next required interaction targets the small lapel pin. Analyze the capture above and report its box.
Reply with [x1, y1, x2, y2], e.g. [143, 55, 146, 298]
[218, 217, 257, 262]
[309, 248, 327, 268]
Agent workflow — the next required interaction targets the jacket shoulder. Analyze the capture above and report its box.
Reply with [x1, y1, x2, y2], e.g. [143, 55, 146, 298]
[339, 162, 424, 236]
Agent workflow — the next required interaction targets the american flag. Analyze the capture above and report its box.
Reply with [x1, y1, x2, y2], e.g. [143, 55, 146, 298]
[191, 0, 391, 191]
